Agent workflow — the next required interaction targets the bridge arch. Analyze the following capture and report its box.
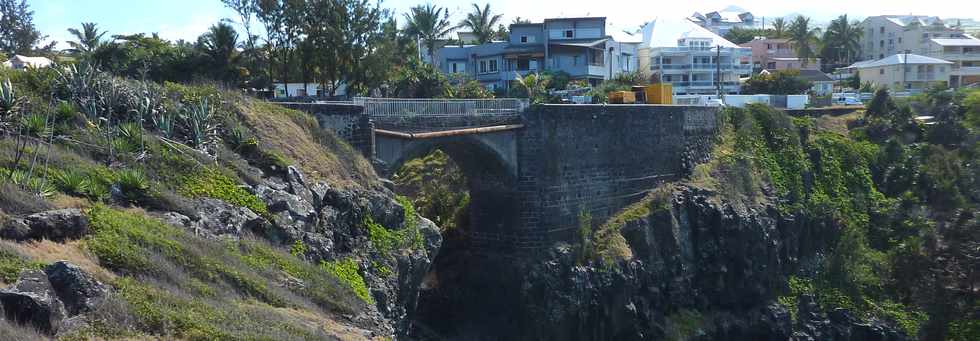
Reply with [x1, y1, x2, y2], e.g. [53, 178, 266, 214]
[375, 130, 521, 236]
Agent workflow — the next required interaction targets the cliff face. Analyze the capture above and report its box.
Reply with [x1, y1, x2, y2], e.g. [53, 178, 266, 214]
[504, 185, 907, 341]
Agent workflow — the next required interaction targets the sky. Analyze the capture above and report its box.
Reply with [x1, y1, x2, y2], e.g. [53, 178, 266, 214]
[31, 0, 980, 49]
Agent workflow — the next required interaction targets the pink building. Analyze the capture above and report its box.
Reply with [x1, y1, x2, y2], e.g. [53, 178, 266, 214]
[740, 38, 820, 71]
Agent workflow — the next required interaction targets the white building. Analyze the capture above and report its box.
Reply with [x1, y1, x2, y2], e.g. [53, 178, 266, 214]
[1, 55, 54, 70]
[849, 53, 953, 92]
[639, 17, 752, 95]
[860, 15, 969, 60]
[688, 6, 757, 36]
[923, 37, 980, 87]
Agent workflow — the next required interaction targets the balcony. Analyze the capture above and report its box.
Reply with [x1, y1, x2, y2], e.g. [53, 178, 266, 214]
[951, 66, 980, 76]
[669, 81, 740, 88]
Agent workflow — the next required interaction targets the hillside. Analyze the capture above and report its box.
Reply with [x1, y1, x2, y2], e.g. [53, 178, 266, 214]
[0, 66, 438, 340]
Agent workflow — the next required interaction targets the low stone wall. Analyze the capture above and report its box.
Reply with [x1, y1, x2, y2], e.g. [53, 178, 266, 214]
[278, 102, 374, 158]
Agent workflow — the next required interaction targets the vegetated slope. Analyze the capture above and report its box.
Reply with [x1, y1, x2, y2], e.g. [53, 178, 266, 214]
[0, 66, 436, 340]
[559, 95, 978, 341]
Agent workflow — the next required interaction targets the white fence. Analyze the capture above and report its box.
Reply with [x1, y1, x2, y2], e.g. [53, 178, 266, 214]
[352, 97, 529, 118]
[674, 94, 810, 109]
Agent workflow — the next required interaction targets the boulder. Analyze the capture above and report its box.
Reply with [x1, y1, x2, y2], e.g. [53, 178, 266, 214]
[194, 198, 265, 238]
[12, 209, 90, 242]
[0, 218, 31, 240]
[0, 269, 66, 334]
[44, 261, 107, 316]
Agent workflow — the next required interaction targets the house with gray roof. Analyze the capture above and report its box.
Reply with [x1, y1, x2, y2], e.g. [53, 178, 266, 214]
[848, 53, 953, 91]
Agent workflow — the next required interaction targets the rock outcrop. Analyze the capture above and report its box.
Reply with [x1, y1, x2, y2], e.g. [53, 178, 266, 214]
[0, 209, 89, 242]
[0, 261, 106, 335]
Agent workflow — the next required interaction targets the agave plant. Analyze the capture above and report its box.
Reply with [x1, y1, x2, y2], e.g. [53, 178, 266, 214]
[19, 113, 50, 138]
[25, 177, 56, 198]
[181, 98, 219, 149]
[0, 78, 21, 117]
[55, 64, 99, 104]
[54, 169, 91, 196]
[115, 168, 149, 202]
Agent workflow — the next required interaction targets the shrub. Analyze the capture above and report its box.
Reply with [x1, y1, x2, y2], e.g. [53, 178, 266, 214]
[115, 168, 150, 203]
[320, 258, 373, 304]
[179, 167, 268, 215]
[54, 169, 91, 196]
[0, 182, 53, 214]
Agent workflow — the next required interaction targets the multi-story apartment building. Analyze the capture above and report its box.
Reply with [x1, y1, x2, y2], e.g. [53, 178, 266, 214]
[433, 17, 639, 91]
[639, 17, 752, 95]
[740, 38, 820, 71]
[851, 53, 952, 91]
[923, 37, 980, 87]
[860, 15, 970, 60]
[687, 6, 757, 36]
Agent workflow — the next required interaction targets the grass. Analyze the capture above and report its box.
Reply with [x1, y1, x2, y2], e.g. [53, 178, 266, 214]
[0, 243, 44, 284]
[237, 100, 376, 188]
[588, 185, 674, 265]
[665, 309, 705, 341]
[74, 205, 369, 339]
[321, 258, 373, 304]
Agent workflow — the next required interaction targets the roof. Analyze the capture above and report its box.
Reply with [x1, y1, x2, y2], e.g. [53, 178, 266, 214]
[5, 55, 54, 68]
[858, 53, 953, 68]
[931, 37, 980, 46]
[878, 15, 946, 27]
[796, 69, 834, 82]
[544, 17, 606, 22]
[641, 17, 741, 49]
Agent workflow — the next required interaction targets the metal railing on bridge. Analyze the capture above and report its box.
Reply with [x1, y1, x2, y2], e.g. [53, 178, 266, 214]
[352, 97, 528, 118]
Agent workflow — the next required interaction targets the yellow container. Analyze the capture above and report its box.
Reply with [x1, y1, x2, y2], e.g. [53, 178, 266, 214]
[608, 91, 635, 104]
[643, 84, 673, 104]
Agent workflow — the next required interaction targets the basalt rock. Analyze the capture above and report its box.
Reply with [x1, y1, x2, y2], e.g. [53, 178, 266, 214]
[1, 209, 89, 242]
[0, 269, 66, 333]
[439, 184, 908, 341]
[193, 198, 265, 238]
[44, 261, 107, 316]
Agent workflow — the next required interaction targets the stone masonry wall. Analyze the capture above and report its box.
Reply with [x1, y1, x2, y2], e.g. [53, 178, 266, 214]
[515, 105, 718, 246]
[279, 103, 374, 158]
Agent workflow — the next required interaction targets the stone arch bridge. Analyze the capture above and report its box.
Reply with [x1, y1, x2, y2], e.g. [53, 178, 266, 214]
[280, 98, 718, 252]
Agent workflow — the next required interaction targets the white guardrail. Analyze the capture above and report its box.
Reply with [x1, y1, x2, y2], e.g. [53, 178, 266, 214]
[352, 97, 529, 118]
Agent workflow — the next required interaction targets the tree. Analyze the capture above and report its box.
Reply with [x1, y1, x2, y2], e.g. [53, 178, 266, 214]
[513, 72, 549, 104]
[724, 27, 766, 44]
[821, 15, 863, 68]
[742, 70, 812, 95]
[66, 22, 106, 56]
[866, 88, 894, 118]
[256, 0, 304, 94]
[0, 0, 52, 56]
[788, 16, 820, 67]
[220, 0, 263, 88]
[512, 17, 531, 25]
[402, 3, 453, 62]
[771, 18, 787, 38]
[198, 22, 240, 84]
[456, 3, 503, 44]
[847, 72, 861, 90]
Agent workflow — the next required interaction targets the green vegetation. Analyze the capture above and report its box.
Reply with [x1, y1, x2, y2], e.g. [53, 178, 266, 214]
[742, 69, 813, 95]
[666, 309, 705, 341]
[321, 258, 373, 304]
[0, 245, 44, 283]
[393, 149, 469, 232]
[179, 167, 268, 215]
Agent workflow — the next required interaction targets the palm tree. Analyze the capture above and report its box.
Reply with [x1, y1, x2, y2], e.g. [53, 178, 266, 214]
[457, 3, 504, 44]
[514, 72, 549, 104]
[512, 17, 531, 25]
[788, 16, 820, 67]
[198, 22, 240, 82]
[66, 22, 107, 55]
[771, 18, 787, 38]
[403, 4, 453, 62]
[821, 15, 863, 66]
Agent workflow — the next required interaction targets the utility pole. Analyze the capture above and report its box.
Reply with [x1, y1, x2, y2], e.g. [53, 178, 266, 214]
[903, 49, 910, 91]
[716, 45, 722, 98]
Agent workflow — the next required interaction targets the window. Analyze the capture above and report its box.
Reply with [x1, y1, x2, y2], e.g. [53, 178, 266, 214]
[521, 36, 527, 43]
[898, 37, 902, 43]
[479, 60, 487, 73]
[939, 66, 945, 72]
[880, 27, 885, 34]
[573, 55, 579, 65]
[879, 69, 884, 75]
[452, 63, 458, 73]
[889, 39, 893, 45]
[564, 30, 574, 38]
[489, 60, 497, 72]
[880, 40, 885, 47]
[517, 58, 530, 70]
